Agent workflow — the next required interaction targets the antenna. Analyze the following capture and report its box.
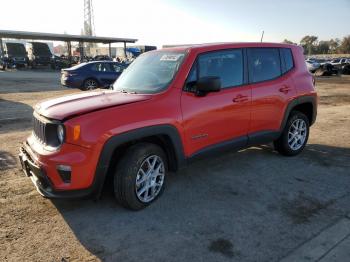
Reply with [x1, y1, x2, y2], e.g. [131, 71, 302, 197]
[260, 31, 264, 42]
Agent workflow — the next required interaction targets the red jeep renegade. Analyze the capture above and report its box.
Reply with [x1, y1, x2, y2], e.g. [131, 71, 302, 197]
[19, 43, 317, 210]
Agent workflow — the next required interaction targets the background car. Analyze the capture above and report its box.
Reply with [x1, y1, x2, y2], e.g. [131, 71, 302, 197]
[93, 55, 112, 61]
[51, 55, 72, 70]
[61, 61, 127, 91]
[305, 60, 321, 73]
[0, 56, 6, 70]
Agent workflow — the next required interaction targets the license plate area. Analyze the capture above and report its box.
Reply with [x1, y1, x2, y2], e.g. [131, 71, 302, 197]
[19, 147, 40, 177]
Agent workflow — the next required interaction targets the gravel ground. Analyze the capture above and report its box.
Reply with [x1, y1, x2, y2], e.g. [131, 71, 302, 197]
[0, 70, 349, 262]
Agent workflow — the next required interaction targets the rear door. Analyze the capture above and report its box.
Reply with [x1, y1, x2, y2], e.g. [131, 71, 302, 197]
[92, 62, 115, 87]
[181, 49, 251, 156]
[247, 47, 296, 134]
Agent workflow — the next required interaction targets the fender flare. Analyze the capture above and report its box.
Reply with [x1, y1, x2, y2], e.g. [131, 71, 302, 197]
[280, 95, 317, 131]
[92, 124, 186, 197]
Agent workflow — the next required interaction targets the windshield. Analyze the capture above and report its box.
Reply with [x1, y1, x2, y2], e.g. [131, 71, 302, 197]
[6, 43, 26, 56]
[32, 43, 51, 56]
[113, 51, 186, 94]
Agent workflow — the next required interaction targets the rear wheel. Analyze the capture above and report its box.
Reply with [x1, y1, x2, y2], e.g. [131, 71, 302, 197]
[274, 111, 309, 156]
[114, 143, 167, 210]
[82, 78, 98, 91]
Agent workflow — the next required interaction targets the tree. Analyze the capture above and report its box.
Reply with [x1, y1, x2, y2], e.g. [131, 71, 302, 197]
[317, 41, 330, 54]
[329, 38, 340, 53]
[283, 39, 296, 45]
[339, 36, 350, 54]
[300, 35, 318, 55]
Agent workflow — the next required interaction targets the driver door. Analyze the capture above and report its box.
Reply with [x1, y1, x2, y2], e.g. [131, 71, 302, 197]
[181, 49, 251, 157]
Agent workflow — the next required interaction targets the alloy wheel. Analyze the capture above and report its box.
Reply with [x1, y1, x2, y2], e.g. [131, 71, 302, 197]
[85, 79, 97, 90]
[135, 155, 165, 203]
[288, 119, 307, 151]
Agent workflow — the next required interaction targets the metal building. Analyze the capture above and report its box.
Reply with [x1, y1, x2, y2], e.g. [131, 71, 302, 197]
[0, 30, 137, 61]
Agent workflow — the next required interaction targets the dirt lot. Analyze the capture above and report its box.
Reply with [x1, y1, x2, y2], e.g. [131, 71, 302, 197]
[0, 70, 350, 262]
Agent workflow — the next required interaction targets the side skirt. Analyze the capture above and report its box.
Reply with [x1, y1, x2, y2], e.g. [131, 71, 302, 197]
[187, 130, 281, 163]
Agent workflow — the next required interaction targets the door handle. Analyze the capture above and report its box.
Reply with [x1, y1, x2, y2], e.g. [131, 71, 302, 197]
[279, 86, 291, 94]
[232, 94, 248, 103]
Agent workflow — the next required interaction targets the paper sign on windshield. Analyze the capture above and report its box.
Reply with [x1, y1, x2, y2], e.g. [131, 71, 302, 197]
[160, 54, 183, 61]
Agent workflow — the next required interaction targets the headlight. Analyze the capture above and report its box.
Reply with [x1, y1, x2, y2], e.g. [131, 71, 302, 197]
[57, 125, 65, 144]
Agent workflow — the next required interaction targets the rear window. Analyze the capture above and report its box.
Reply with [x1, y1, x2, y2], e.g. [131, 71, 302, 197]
[281, 48, 294, 73]
[68, 63, 87, 70]
[247, 48, 282, 83]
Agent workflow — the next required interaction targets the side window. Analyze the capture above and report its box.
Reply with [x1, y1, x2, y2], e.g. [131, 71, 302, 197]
[92, 63, 102, 72]
[247, 48, 281, 83]
[187, 62, 197, 83]
[198, 49, 243, 88]
[92, 63, 110, 72]
[281, 48, 294, 73]
[103, 63, 113, 72]
[112, 63, 124, 73]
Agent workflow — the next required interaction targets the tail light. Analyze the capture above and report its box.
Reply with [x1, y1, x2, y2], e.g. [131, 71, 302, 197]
[62, 71, 76, 77]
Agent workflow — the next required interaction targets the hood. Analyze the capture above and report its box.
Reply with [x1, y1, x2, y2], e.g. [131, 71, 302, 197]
[35, 90, 152, 121]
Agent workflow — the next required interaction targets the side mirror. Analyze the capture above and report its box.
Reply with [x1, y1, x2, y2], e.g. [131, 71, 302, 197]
[195, 76, 221, 96]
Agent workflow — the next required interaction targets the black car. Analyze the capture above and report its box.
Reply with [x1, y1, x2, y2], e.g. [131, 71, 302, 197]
[27, 42, 53, 67]
[51, 55, 72, 70]
[2, 42, 28, 68]
[93, 55, 112, 61]
[0, 56, 6, 70]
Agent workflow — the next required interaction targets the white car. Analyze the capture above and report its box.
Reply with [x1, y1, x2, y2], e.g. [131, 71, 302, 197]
[306, 60, 320, 73]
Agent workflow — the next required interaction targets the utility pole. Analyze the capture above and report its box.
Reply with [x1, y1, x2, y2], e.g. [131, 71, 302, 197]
[83, 0, 95, 56]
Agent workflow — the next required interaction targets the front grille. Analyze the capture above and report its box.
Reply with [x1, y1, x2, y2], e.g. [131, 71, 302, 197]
[33, 116, 47, 144]
[32, 114, 61, 148]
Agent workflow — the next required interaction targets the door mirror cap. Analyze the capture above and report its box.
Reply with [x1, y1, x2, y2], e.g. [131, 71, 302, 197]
[196, 76, 221, 96]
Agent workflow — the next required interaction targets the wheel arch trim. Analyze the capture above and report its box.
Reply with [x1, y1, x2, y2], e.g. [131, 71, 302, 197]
[280, 95, 317, 131]
[93, 124, 186, 197]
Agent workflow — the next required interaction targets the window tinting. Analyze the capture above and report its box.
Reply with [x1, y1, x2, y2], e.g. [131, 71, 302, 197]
[281, 48, 294, 73]
[247, 48, 281, 83]
[92, 63, 107, 72]
[186, 63, 197, 83]
[111, 63, 124, 73]
[198, 49, 243, 88]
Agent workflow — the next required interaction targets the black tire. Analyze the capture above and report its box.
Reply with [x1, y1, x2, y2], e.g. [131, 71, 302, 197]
[274, 111, 310, 156]
[82, 78, 98, 91]
[114, 143, 167, 210]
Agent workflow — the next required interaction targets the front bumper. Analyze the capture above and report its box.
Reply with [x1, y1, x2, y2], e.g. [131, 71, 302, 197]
[19, 146, 53, 197]
[18, 141, 100, 199]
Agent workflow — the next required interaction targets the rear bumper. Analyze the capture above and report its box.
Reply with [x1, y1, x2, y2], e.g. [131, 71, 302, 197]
[61, 77, 83, 88]
[18, 141, 100, 199]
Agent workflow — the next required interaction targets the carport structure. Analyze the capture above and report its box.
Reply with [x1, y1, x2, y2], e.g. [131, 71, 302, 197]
[0, 30, 137, 61]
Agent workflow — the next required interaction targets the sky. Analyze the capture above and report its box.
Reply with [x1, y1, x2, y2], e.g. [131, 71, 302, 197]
[0, 0, 349, 48]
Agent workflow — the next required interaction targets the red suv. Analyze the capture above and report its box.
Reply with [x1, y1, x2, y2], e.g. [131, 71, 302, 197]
[19, 43, 317, 210]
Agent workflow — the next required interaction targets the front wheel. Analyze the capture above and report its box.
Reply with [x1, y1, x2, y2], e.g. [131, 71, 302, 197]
[114, 143, 167, 210]
[274, 111, 309, 156]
